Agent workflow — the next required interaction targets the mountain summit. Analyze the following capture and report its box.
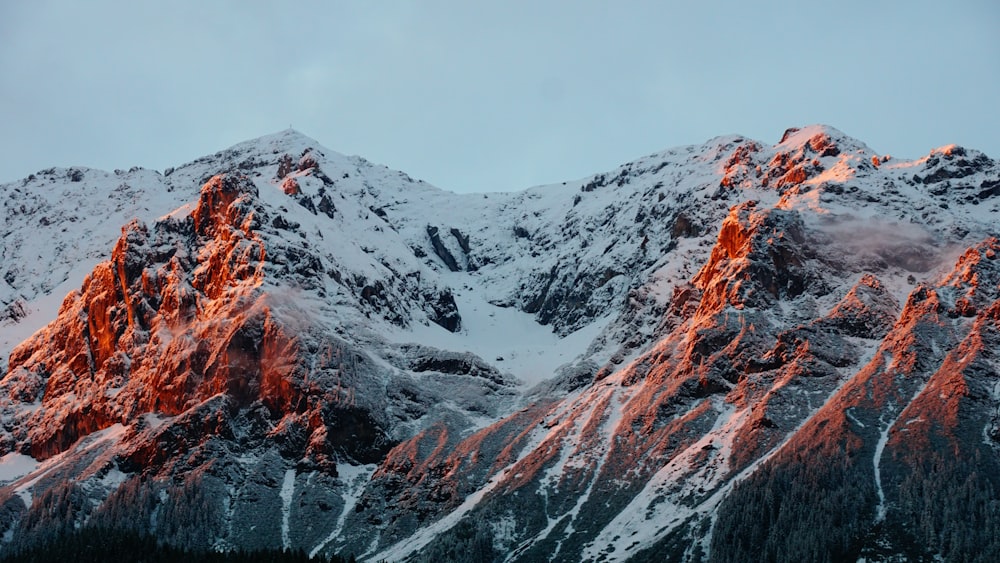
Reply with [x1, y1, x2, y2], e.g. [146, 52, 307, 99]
[0, 126, 998, 561]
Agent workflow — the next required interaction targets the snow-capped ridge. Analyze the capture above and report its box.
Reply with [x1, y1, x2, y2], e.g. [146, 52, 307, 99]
[0, 125, 999, 561]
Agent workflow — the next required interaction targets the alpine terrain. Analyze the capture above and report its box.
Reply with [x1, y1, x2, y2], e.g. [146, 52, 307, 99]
[0, 125, 998, 562]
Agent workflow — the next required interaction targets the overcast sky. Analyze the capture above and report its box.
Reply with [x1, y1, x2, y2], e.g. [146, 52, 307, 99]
[1, 1, 997, 193]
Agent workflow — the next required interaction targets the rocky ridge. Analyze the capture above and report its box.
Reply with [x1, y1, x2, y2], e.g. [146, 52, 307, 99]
[0, 126, 998, 561]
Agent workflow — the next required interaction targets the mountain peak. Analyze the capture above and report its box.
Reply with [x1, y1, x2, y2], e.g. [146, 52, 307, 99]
[162, 128, 343, 184]
[776, 124, 869, 153]
[1, 125, 999, 562]
[233, 128, 325, 153]
[220, 128, 335, 167]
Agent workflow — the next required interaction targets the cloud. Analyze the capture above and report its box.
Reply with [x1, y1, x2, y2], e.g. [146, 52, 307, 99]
[811, 215, 952, 273]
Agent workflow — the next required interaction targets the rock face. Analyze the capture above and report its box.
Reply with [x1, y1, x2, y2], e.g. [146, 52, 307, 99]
[4, 175, 394, 467]
[0, 125, 998, 562]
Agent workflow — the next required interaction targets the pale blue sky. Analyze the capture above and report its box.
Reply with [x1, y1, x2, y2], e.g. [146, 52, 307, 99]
[1, 1, 997, 192]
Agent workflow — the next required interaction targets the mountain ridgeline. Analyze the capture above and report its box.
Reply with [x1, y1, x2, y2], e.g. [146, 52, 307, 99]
[0, 126, 998, 562]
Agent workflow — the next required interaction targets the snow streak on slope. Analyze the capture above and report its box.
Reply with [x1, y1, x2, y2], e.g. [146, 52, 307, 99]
[309, 464, 377, 559]
[873, 373, 932, 523]
[368, 445, 522, 562]
[279, 470, 295, 550]
[580, 398, 742, 561]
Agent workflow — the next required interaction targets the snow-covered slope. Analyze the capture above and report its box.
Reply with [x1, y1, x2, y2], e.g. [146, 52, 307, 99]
[0, 125, 998, 562]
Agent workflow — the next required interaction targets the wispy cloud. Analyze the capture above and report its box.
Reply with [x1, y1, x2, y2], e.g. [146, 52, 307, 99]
[812, 215, 954, 273]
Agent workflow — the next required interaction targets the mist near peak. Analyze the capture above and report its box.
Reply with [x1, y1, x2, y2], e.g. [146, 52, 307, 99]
[807, 214, 959, 274]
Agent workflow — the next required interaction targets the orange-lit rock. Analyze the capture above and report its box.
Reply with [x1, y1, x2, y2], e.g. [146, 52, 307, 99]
[1, 174, 376, 463]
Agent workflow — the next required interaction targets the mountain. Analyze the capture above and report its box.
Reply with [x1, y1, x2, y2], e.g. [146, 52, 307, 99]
[0, 126, 998, 562]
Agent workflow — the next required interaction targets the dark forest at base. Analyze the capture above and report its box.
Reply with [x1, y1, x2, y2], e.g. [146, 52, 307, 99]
[0, 526, 355, 563]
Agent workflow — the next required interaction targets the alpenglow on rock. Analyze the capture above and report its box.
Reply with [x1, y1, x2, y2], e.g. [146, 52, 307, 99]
[0, 125, 998, 562]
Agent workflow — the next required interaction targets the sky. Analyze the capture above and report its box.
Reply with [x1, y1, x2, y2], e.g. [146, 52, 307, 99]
[1, 1, 998, 193]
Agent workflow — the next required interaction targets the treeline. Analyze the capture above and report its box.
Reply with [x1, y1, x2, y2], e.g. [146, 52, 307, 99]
[11, 474, 229, 553]
[709, 442, 875, 563]
[0, 526, 354, 563]
[885, 450, 1000, 563]
[414, 516, 496, 563]
[710, 432, 1000, 562]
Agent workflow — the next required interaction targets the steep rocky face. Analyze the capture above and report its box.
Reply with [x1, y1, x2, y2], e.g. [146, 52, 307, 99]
[349, 129, 999, 562]
[3, 175, 388, 464]
[0, 125, 998, 561]
[0, 169, 515, 555]
[366, 198, 912, 561]
[710, 239, 1000, 563]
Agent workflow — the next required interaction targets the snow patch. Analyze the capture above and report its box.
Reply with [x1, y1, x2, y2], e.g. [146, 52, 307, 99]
[387, 274, 613, 387]
[0, 453, 38, 484]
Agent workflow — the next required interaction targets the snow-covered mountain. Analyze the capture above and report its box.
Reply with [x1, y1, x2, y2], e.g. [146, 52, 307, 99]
[0, 126, 998, 561]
